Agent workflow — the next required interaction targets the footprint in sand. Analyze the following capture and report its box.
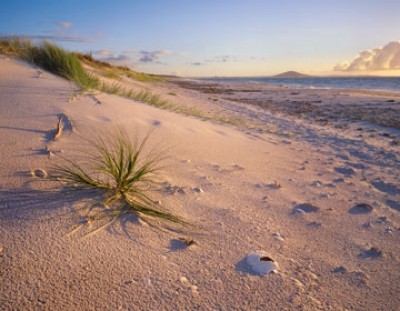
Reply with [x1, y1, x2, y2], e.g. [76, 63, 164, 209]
[334, 167, 356, 177]
[293, 203, 320, 214]
[358, 247, 383, 260]
[349, 203, 374, 214]
[386, 200, 400, 212]
[372, 179, 400, 195]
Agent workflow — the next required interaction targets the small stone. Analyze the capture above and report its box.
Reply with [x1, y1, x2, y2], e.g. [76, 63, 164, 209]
[193, 187, 204, 193]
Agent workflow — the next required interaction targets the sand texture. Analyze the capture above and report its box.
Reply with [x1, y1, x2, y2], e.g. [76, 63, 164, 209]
[1, 58, 400, 310]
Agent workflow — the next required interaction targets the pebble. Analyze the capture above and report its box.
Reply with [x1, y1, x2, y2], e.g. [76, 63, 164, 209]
[193, 187, 204, 193]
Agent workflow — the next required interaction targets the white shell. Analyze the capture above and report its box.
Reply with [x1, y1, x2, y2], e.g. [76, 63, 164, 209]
[246, 251, 279, 275]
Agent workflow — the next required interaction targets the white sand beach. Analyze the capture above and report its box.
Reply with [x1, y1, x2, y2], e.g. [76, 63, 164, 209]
[1, 57, 400, 310]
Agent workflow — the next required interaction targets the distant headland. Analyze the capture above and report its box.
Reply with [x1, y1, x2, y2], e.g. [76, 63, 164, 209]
[273, 71, 311, 78]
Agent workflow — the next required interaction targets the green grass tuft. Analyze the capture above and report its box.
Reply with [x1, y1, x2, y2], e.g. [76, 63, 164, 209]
[50, 130, 186, 226]
[0, 38, 99, 90]
[28, 41, 99, 90]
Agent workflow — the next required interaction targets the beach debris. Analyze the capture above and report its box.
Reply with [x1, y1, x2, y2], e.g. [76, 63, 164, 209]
[358, 247, 383, 259]
[272, 232, 285, 241]
[293, 203, 320, 214]
[163, 183, 186, 195]
[170, 238, 196, 251]
[31, 168, 48, 178]
[52, 116, 63, 140]
[245, 251, 279, 275]
[192, 187, 204, 193]
[311, 180, 322, 187]
[349, 203, 374, 214]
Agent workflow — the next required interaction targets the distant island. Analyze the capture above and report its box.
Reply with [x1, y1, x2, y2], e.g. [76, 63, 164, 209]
[273, 71, 311, 78]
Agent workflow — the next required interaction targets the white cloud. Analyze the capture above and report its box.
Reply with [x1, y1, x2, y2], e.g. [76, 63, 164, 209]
[335, 41, 400, 71]
[55, 21, 72, 29]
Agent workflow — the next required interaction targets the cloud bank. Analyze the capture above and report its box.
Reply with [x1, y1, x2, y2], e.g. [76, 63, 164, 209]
[138, 50, 170, 63]
[334, 41, 400, 71]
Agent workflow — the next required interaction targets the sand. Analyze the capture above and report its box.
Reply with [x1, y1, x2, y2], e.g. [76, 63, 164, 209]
[0, 58, 399, 310]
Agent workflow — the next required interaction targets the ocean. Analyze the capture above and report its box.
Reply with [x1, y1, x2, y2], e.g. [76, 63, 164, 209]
[201, 77, 400, 93]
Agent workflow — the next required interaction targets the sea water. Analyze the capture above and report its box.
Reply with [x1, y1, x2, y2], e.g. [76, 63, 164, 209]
[202, 77, 400, 93]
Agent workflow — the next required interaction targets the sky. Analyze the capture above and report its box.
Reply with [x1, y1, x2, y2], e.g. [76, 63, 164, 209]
[1, 0, 400, 77]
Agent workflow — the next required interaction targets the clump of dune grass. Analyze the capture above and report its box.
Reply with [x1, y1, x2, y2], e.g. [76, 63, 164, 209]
[50, 130, 186, 227]
[0, 37, 33, 57]
[28, 41, 100, 90]
[0, 38, 99, 90]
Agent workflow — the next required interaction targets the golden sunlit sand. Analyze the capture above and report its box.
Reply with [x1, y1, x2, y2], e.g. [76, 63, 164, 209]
[0, 55, 399, 310]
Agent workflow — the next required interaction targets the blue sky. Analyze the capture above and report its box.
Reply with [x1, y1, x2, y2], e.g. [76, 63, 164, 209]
[1, 0, 400, 76]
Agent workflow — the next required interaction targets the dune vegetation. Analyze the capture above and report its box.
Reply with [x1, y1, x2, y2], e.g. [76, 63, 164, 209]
[49, 129, 186, 227]
[0, 38, 168, 106]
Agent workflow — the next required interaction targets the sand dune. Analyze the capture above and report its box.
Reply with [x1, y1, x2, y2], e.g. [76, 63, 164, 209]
[0, 58, 399, 310]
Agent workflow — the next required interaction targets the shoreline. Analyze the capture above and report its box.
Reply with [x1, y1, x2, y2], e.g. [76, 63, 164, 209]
[166, 76, 400, 131]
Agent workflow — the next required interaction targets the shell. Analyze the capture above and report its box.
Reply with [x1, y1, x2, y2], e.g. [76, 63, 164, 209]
[246, 251, 279, 275]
